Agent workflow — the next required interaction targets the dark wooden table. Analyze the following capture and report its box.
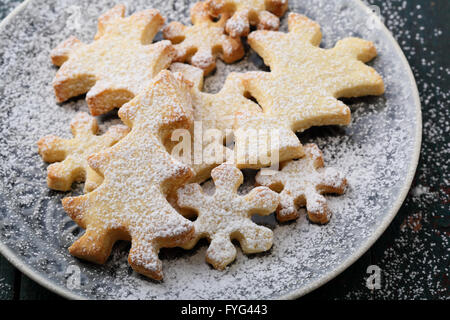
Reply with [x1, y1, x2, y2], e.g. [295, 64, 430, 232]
[0, 0, 448, 300]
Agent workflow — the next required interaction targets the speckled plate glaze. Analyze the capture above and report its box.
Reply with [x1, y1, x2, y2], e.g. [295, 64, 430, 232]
[0, 0, 421, 300]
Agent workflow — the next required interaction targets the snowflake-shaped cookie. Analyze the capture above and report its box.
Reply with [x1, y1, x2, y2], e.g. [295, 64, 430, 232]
[62, 71, 195, 280]
[37, 112, 129, 192]
[163, 2, 244, 75]
[51, 4, 176, 116]
[235, 13, 385, 164]
[177, 163, 279, 270]
[206, 0, 289, 37]
[256, 144, 347, 224]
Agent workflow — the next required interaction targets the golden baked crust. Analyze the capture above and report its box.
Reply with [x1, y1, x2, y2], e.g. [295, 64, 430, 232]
[235, 14, 385, 168]
[170, 63, 304, 175]
[206, 0, 289, 37]
[177, 163, 279, 269]
[61, 71, 195, 280]
[256, 144, 347, 224]
[35, 3, 381, 279]
[163, 2, 244, 75]
[170, 63, 266, 182]
[37, 112, 129, 192]
[51, 4, 175, 116]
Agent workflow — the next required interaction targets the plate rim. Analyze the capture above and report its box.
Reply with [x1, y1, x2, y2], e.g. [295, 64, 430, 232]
[280, 0, 423, 300]
[0, 0, 422, 300]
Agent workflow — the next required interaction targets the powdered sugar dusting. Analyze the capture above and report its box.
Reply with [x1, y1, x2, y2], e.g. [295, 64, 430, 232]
[52, 5, 176, 115]
[0, 0, 420, 299]
[207, 0, 287, 37]
[61, 71, 195, 280]
[163, 1, 244, 75]
[177, 164, 278, 270]
[340, 0, 449, 300]
[232, 12, 384, 168]
[37, 112, 129, 192]
[256, 144, 347, 224]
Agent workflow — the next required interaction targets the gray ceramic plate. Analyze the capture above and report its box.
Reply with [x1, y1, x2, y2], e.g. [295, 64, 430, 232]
[0, 0, 421, 300]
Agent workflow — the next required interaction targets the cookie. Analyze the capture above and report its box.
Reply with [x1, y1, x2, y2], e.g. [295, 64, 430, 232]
[235, 13, 385, 167]
[256, 144, 347, 224]
[51, 4, 176, 116]
[37, 112, 129, 192]
[163, 2, 244, 75]
[61, 71, 196, 280]
[177, 163, 279, 270]
[169, 63, 263, 182]
[170, 63, 304, 177]
[206, 0, 289, 37]
[234, 113, 305, 170]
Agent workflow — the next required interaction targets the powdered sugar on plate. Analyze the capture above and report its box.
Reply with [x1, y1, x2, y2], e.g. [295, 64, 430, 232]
[0, 0, 420, 299]
[341, 0, 449, 300]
